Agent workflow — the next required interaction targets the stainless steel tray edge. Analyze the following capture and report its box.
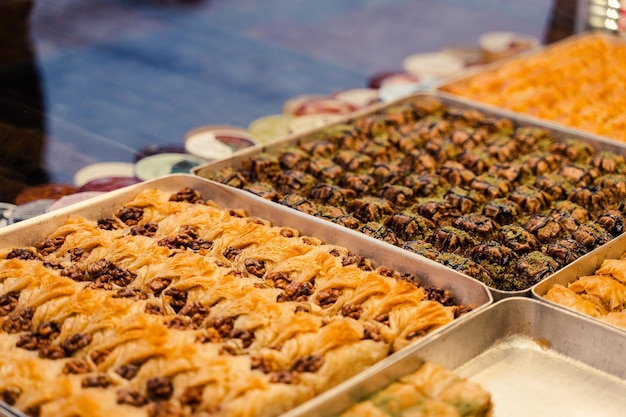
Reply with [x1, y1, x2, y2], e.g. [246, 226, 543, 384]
[0, 403, 22, 417]
[281, 297, 626, 417]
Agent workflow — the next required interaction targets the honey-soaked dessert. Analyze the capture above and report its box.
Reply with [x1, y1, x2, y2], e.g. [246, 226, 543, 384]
[206, 96, 626, 291]
[0, 187, 470, 417]
[440, 34, 626, 142]
[545, 250, 626, 330]
[337, 361, 492, 417]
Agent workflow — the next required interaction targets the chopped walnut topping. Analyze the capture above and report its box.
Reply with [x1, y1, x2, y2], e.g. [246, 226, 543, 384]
[341, 254, 374, 270]
[85, 259, 137, 287]
[453, 305, 473, 318]
[147, 401, 184, 417]
[223, 246, 242, 261]
[163, 288, 187, 313]
[147, 277, 171, 296]
[7, 248, 37, 260]
[37, 321, 60, 339]
[117, 388, 148, 407]
[42, 260, 62, 270]
[85, 282, 114, 290]
[269, 370, 300, 384]
[2, 307, 34, 333]
[196, 328, 222, 344]
[97, 217, 119, 230]
[341, 303, 362, 319]
[116, 207, 144, 226]
[266, 271, 292, 289]
[90, 349, 111, 365]
[130, 222, 159, 237]
[38, 344, 67, 359]
[166, 316, 193, 330]
[341, 254, 362, 266]
[0, 291, 20, 316]
[316, 288, 341, 307]
[61, 333, 92, 355]
[374, 312, 390, 325]
[169, 188, 202, 203]
[74, 259, 137, 287]
[16, 333, 41, 350]
[279, 228, 297, 238]
[376, 266, 395, 277]
[291, 355, 324, 373]
[363, 325, 383, 341]
[16, 320, 60, 351]
[207, 316, 236, 338]
[24, 405, 41, 417]
[35, 236, 66, 256]
[61, 264, 86, 281]
[244, 258, 266, 277]
[179, 385, 204, 408]
[112, 288, 147, 300]
[116, 361, 143, 380]
[70, 247, 87, 262]
[0, 387, 21, 405]
[158, 225, 212, 251]
[180, 301, 209, 327]
[424, 287, 455, 306]
[230, 328, 255, 348]
[62, 359, 91, 374]
[145, 304, 164, 315]
[82, 374, 112, 388]
[146, 377, 174, 401]
[278, 281, 314, 303]
[294, 305, 310, 313]
[250, 356, 273, 373]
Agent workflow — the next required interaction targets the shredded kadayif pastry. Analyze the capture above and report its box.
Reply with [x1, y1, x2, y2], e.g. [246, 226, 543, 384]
[338, 362, 492, 417]
[0, 187, 469, 417]
[441, 34, 626, 141]
[545, 256, 626, 329]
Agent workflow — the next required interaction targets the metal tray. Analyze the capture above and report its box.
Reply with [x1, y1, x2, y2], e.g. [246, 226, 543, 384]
[0, 404, 26, 417]
[282, 297, 626, 417]
[192, 92, 626, 300]
[0, 174, 492, 417]
[532, 231, 626, 320]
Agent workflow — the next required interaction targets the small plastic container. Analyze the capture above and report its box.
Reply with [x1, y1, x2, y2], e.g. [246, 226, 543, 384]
[185, 125, 259, 159]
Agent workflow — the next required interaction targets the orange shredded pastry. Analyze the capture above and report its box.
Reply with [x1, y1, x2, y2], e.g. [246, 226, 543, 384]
[441, 34, 626, 141]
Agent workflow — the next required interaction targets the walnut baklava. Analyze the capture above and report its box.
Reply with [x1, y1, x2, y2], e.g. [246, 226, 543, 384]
[0, 187, 468, 417]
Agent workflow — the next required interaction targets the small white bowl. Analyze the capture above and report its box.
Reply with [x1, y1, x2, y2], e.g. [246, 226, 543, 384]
[403, 51, 465, 81]
[184, 125, 258, 160]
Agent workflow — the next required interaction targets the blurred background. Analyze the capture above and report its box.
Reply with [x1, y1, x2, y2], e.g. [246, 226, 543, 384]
[0, 0, 589, 203]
